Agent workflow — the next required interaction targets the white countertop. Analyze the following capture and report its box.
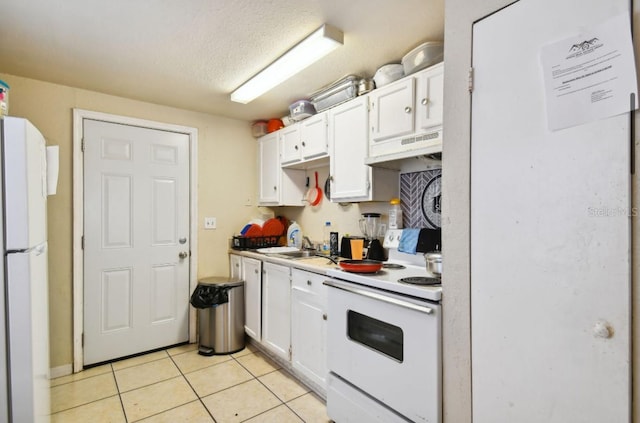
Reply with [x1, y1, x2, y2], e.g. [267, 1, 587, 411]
[229, 249, 442, 302]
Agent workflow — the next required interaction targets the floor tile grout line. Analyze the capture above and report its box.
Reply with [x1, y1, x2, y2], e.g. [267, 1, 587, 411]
[49, 368, 114, 388]
[48, 393, 122, 418]
[110, 351, 171, 373]
[250, 369, 310, 423]
[178, 356, 235, 377]
[167, 350, 218, 423]
[110, 363, 131, 423]
[127, 399, 205, 423]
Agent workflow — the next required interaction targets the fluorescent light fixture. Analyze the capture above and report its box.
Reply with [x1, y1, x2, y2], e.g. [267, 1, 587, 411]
[230, 24, 344, 104]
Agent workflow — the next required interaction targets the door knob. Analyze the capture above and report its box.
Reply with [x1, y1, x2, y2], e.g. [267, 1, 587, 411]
[178, 251, 188, 259]
[405, 106, 412, 113]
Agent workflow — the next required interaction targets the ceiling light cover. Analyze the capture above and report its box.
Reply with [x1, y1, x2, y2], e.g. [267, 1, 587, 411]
[230, 24, 344, 104]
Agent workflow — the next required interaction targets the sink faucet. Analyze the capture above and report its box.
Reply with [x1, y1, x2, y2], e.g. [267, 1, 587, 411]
[302, 236, 314, 250]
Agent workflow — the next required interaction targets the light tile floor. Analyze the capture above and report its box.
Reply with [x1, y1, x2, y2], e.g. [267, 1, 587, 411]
[50, 343, 331, 422]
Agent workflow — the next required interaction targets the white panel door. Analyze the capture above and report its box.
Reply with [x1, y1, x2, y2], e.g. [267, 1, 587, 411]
[83, 119, 190, 365]
[471, 1, 630, 422]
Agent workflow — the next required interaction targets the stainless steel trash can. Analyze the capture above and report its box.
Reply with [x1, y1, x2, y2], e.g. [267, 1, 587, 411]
[196, 276, 245, 356]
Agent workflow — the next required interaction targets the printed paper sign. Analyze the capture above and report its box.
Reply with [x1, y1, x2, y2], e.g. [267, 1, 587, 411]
[540, 12, 638, 131]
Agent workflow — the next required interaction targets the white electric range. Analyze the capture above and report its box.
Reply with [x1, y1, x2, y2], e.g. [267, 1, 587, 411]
[323, 229, 443, 423]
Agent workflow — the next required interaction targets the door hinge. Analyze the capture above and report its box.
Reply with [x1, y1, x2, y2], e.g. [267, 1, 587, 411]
[81, 333, 84, 347]
[81, 235, 84, 249]
[288, 346, 292, 360]
[468, 67, 474, 93]
[81, 138, 85, 152]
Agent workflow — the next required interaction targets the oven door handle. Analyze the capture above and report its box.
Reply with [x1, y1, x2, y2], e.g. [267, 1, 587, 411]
[323, 280, 434, 315]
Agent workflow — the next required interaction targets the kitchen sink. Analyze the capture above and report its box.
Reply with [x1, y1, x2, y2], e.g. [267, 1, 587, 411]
[273, 250, 318, 259]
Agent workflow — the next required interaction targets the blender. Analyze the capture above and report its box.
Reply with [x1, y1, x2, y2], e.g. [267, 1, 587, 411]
[359, 213, 386, 260]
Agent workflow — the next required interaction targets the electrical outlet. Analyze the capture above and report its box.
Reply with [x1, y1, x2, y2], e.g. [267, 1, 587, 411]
[204, 217, 216, 229]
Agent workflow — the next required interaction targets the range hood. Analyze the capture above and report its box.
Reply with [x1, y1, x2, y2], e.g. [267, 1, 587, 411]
[365, 130, 443, 169]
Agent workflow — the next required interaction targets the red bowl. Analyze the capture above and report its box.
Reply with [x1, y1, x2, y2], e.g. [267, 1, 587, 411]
[267, 118, 284, 133]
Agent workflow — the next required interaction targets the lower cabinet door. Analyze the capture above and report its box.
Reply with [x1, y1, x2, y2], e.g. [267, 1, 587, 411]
[262, 262, 291, 361]
[242, 257, 262, 341]
[291, 287, 327, 388]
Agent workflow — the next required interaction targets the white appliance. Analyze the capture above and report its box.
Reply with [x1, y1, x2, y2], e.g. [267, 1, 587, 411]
[324, 229, 442, 423]
[1, 117, 55, 422]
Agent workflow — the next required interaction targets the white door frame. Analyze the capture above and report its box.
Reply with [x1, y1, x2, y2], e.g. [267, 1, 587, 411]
[72, 109, 198, 373]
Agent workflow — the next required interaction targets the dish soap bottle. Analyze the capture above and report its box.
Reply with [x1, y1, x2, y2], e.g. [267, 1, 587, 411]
[321, 222, 332, 255]
[287, 221, 302, 249]
[389, 198, 403, 229]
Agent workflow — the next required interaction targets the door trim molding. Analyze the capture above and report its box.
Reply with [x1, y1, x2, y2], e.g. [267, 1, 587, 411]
[72, 109, 199, 373]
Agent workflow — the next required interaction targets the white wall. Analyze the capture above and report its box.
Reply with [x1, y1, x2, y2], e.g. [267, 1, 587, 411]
[0, 73, 260, 368]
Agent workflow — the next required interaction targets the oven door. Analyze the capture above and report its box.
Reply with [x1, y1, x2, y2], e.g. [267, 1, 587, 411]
[324, 279, 442, 423]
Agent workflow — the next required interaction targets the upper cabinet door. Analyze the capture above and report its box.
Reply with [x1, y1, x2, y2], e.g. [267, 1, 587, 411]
[258, 133, 280, 204]
[329, 96, 371, 201]
[369, 78, 415, 143]
[300, 113, 328, 160]
[280, 125, 301, 165]
[416, 63, 444, 131]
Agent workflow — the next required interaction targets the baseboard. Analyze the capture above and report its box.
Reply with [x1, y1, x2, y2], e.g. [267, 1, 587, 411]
[50, 364, 73, 379]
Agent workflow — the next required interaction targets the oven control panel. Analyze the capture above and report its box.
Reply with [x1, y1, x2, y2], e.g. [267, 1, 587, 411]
[383, 229, 404, 249]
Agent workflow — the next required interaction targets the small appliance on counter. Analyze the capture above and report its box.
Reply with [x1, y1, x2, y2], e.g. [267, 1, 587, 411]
[358, 213, 386, 261]
[340, 236, 364, 259]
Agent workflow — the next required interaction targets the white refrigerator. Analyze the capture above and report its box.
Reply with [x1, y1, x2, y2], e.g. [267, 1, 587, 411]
[0, 117, 54, 422]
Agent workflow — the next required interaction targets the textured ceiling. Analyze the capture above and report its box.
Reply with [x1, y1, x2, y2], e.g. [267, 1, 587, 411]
[0, 0, 444, 122]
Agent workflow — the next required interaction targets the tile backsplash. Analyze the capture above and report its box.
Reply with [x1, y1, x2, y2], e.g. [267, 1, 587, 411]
[400, 169, 442, 229]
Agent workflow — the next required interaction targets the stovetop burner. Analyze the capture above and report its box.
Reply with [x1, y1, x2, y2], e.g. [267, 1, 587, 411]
[383, 263, 406, 269]
[398, 276, 441, 286]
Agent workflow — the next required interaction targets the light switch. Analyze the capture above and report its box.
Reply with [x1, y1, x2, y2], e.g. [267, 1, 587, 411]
[204, 217, 216, 229]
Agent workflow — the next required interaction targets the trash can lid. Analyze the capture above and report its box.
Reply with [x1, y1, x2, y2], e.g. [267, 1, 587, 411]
[198, 276, 244, 288]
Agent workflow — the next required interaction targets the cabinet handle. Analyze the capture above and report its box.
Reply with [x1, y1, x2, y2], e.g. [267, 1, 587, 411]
[254, 269, 259, 274]
[301, 141, 306, 147]
[294, 145, 299, 150]
[322, 313, 327, 320]
[273, 186, 277, 191]
[422, 98, 428, 105]
[405, 106, 412, 113]
[307, 280, 312, 286]
[235, 263, 240, 268]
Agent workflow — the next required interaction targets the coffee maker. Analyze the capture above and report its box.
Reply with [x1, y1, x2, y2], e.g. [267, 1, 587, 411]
[359, 213, 386, 261]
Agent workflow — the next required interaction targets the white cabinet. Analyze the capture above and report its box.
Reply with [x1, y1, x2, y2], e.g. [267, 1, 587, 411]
[370, 78, 415, 143]
[258, 132, 305, 206]
[329, 96, 398, 202]
[242, 257, 262, 341]
[416, 62, 444, 132]
[280, 125, 301, 165]
[291, 269, 328, 390]
[300, 113, 328, 160]
[262, 262, 291, 361]
[229, 254, 242, 279]
[367, 64, 444, 163]
[280, 113, 329, 167]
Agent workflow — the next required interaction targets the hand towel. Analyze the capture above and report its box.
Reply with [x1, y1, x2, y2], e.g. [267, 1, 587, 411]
[398, 228, 420, 254]
[416, 228, 441, 253]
